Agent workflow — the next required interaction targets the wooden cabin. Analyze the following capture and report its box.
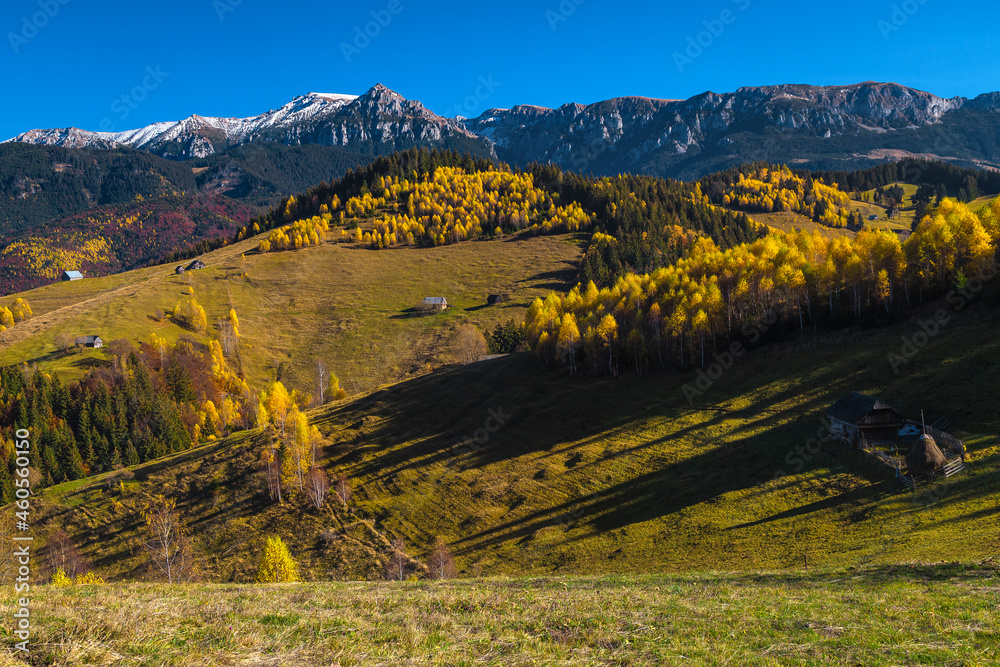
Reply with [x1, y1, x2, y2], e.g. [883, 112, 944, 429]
[60, 270, 84, 281]
[75, 335, 103, 349]
[185, 260, 206, 271]
[422, 297, 447, 312]
[827, 392, 905, 447]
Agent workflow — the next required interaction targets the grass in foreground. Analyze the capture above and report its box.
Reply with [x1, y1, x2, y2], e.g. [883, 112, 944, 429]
[1, 567, 996, 666]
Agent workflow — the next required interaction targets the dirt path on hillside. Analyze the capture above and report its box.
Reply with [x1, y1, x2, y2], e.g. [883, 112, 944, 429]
[0, 274, 160, 352]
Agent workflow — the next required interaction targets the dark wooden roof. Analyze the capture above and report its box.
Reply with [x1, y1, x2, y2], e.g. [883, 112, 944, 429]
[828, 392, 900, 424]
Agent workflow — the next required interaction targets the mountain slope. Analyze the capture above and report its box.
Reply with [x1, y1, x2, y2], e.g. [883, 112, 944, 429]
[0, 229, 585, 392]
[8, 85, 495, 161]
[0, 144, 197, 236]
[0, 194, 252, 293]
[464, 82, 1000, 178]
[1, 171, 997, 584]
[28, 293, 1000, 580]
[9, 82, 1000, 181]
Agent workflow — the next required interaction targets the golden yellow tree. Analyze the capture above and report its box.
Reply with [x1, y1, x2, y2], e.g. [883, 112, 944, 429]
[255, 536, 299, 583]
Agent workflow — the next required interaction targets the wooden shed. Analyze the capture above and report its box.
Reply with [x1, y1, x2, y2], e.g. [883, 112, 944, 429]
[185, 260, 206, 271]
[422, 297, 447, 312]
[487, 293, 508, 306]
[827, 392, 905, 447]
[61, 270, 84, 281]
[75, 335, 103, 349]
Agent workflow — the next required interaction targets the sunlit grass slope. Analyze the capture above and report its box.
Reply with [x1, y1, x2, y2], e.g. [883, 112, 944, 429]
[32, 304, 1000, 583]
[0, 231, 585, 394]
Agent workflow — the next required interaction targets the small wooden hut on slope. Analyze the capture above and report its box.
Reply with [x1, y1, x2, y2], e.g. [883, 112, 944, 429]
[828, 392, 967, 487]
[827, 392, 905, 447]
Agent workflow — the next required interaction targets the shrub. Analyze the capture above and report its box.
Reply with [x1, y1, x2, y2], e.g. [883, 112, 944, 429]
[256, 536, 299, 583]
[75, 571, 105, 585]
[50, 568, 73, 587]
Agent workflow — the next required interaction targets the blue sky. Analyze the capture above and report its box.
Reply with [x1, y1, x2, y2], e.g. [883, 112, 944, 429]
[1, 0, 998, 139]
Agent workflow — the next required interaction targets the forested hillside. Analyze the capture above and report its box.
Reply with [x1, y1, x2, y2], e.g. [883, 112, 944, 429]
[0, 144, 196, 236]
[1, 149, 1000, 590]
[526, 197, 1000, 375]
[242, 149, 762, 287]
[0, 143, 377, 293]
[191, 143, 379, 207]
[0, 195, 252, 293]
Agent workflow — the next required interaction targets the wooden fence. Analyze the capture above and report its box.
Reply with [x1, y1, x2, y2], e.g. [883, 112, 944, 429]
[924, 425, 966, 456]
[896, 458, 966, 489]
[861, 441, 966, 488]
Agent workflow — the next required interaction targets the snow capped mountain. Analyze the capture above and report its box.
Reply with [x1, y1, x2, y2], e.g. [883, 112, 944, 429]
[6, 82, 1000, 178]
[6, 86, 489, 160]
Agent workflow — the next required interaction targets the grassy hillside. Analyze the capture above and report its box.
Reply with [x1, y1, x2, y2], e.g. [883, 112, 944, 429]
[4, 567, 996, 666]
[321, 312, 1000, 575]
[746, 211, 853, 238]
[28, 295, 1000, 583]
[854, 182, 999, 233]
[0, 231, 585, 394]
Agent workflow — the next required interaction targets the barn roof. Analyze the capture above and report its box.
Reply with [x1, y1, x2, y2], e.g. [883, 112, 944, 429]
[62, 270, 84, 279]
[828, 392, 899, 424]
[75, 335, 101, 344]
[423, 297, 447, 304]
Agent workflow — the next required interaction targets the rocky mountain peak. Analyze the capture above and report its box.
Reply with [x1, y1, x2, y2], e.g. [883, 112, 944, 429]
[6, 82, 1000, 178]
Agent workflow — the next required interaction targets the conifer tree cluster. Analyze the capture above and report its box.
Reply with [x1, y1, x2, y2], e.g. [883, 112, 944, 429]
[0, 330, 253, 501]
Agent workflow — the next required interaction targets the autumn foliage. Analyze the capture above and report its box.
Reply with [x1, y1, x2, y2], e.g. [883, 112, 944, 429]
[717, 165, 858, 227]
[345, 166, 594, 248]
[526, 198, 1000, 373]
[255, 536, 299, 583]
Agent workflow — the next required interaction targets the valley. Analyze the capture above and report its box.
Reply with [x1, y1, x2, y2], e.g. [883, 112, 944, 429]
[2, 44, 999, 663]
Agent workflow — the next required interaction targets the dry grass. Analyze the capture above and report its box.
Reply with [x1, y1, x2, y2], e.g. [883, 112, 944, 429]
[1, 568, 996, 666]
[0, 231, 585, 394]
[749, 211, 854, 238]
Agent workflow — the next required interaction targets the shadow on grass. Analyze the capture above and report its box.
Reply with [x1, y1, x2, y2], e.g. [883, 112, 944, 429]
[71, 355, 108, 371]
[311, 333, 994, 563]
[389, 308, 434, 320]
[515, 265, 579, 293]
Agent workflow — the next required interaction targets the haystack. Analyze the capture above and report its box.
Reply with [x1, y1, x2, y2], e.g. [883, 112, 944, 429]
[906, 434, 946, 476]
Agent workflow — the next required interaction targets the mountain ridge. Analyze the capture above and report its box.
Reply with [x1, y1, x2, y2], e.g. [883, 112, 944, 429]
[6, 81, 1000, 181]
[8, 84, 491, 161]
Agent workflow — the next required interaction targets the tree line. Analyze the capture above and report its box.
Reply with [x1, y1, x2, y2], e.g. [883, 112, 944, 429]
[231, 150, 761, 288]
[0, 325, 254, 500]
[526, 197, 1000, 375]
